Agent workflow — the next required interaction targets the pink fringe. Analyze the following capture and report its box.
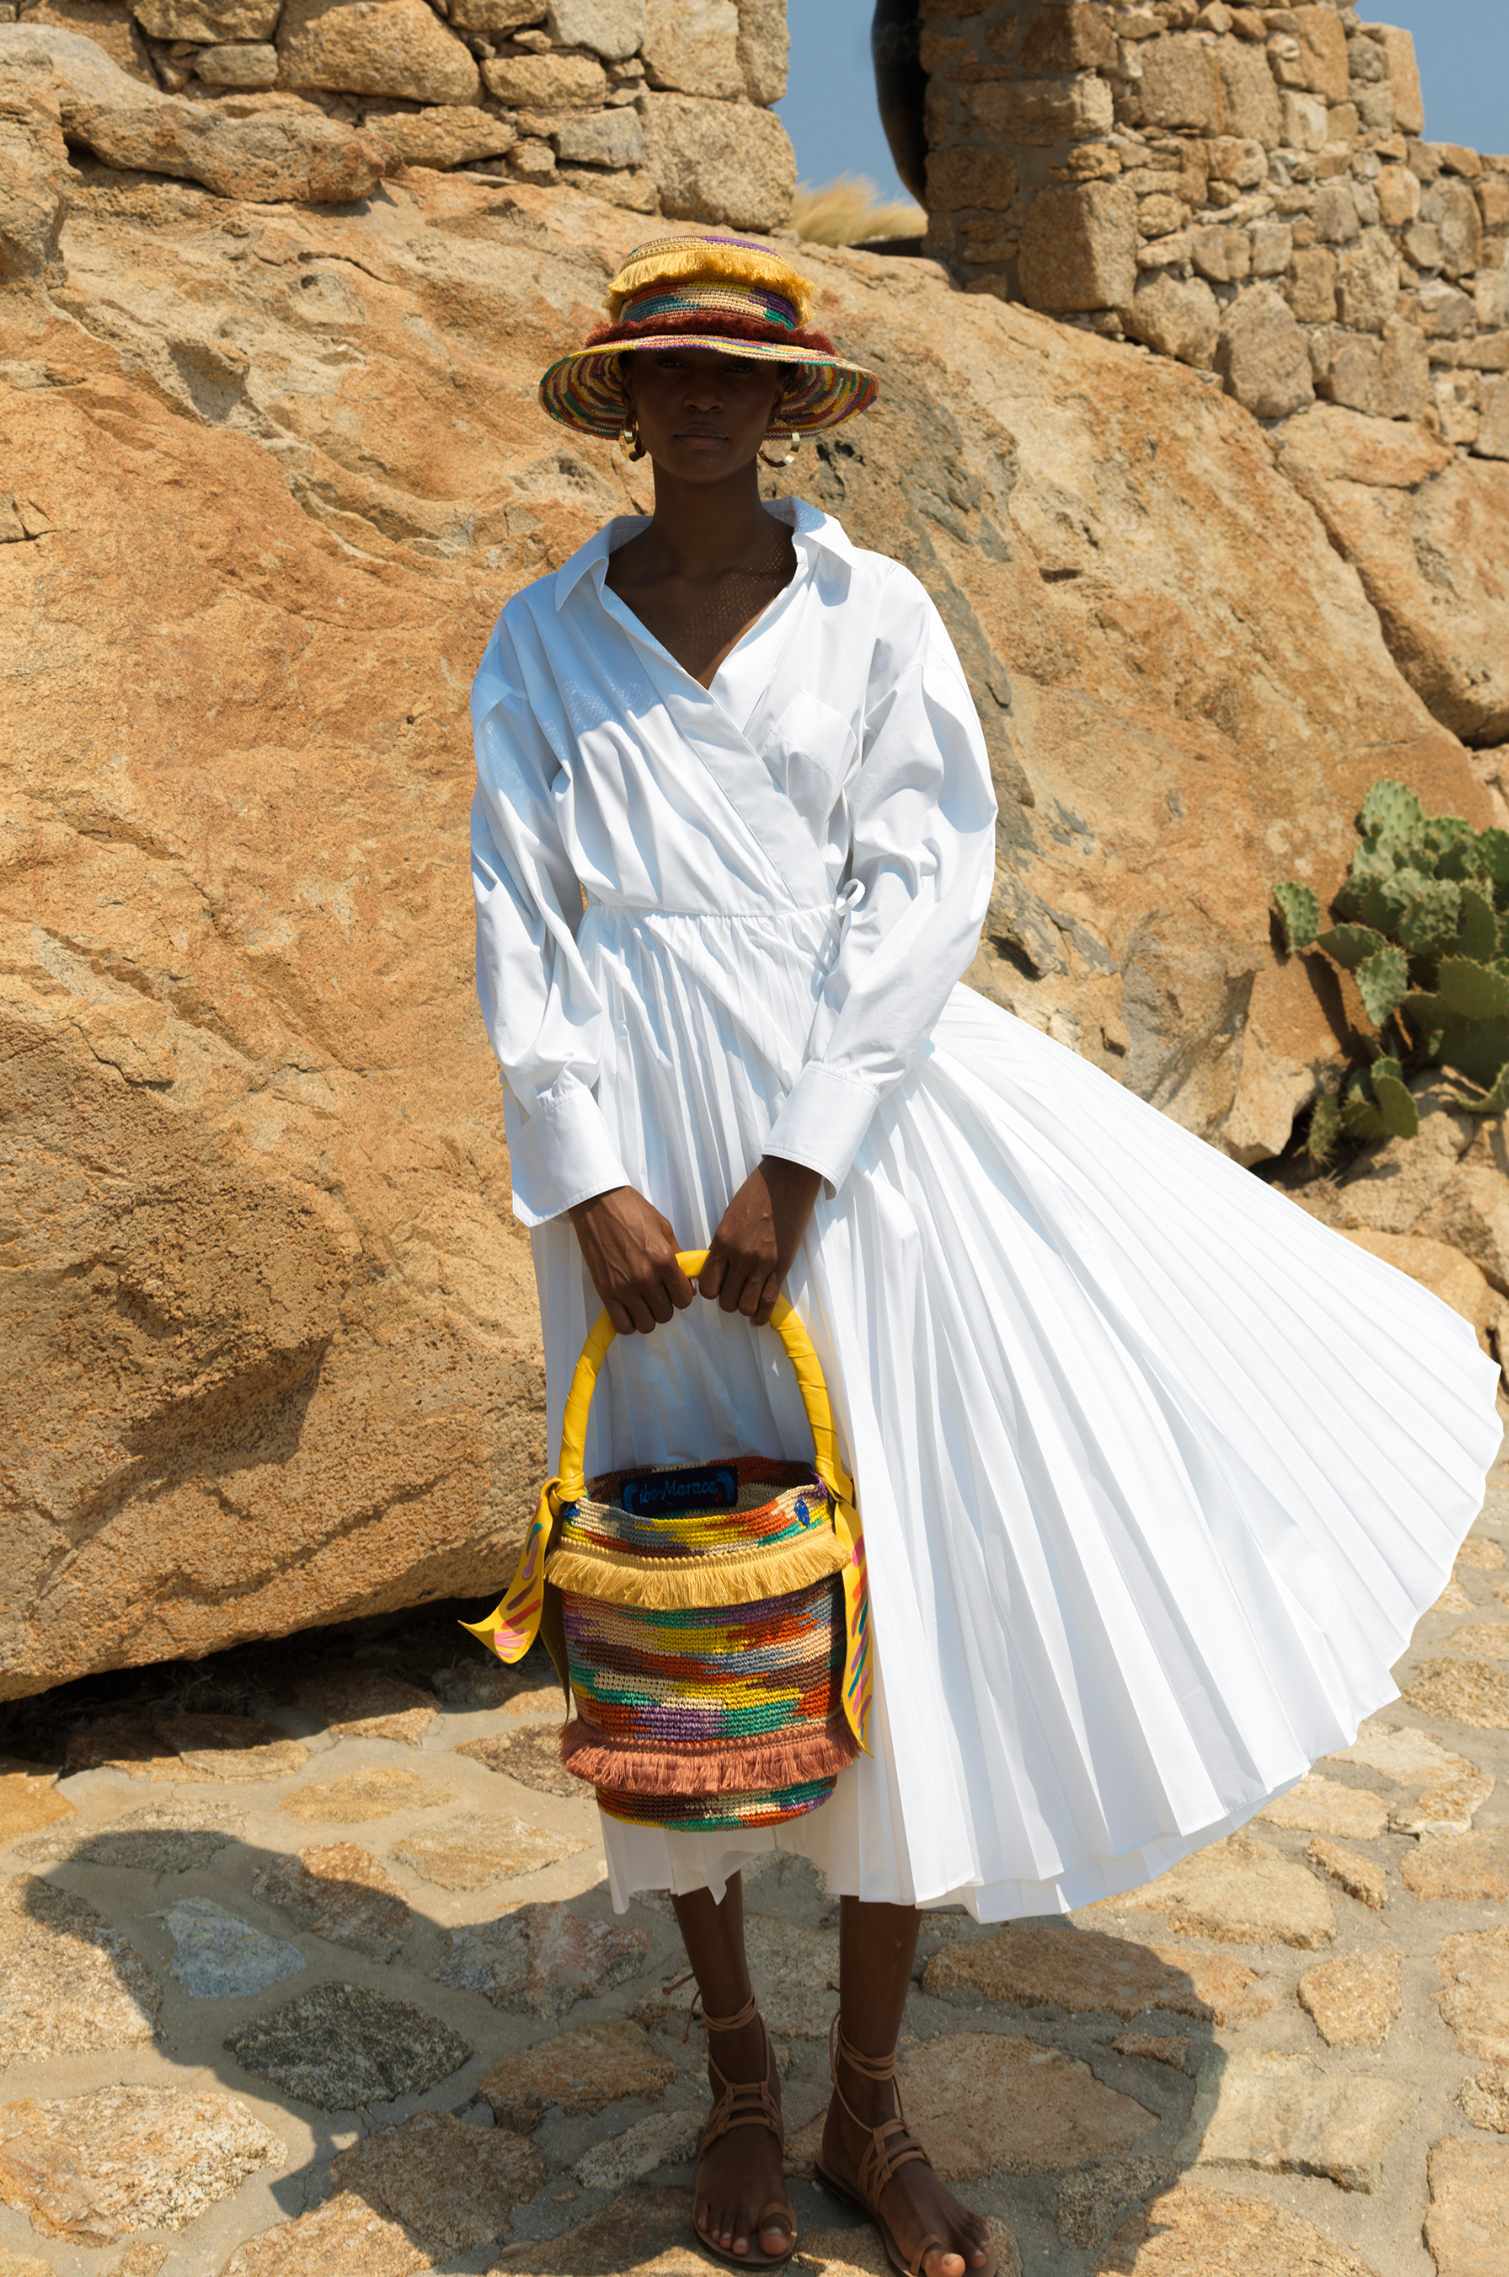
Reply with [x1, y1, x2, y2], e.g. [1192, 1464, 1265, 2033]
[558, 1713, 858, 1795]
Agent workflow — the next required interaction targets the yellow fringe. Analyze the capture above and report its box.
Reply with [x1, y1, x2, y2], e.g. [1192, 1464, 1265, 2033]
[544, 1529, 849, 1609]
[606, 237, 817, 327]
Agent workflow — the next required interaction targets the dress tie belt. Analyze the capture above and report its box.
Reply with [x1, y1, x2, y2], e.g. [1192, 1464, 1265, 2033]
[580, 880, 864, 923]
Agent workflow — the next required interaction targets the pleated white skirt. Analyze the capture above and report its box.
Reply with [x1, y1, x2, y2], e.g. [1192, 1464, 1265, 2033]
[524, 904, 1505, 1921]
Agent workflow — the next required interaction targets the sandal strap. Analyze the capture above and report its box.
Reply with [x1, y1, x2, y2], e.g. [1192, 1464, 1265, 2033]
[832, 2016, 900, 2082]
[858, 2117, 930, 2204]
[701, 2075, 783, 2151]
[826, 2009, 936, 2224]
[660, 1964, 760, 2043]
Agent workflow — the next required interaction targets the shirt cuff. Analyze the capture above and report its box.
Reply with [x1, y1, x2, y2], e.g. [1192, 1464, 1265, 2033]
[762, 1061, 881, 1200]
[502, 1075, 631, 1230]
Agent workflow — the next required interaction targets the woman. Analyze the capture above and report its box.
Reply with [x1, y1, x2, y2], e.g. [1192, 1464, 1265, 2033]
[468, 234, 1503, 2277]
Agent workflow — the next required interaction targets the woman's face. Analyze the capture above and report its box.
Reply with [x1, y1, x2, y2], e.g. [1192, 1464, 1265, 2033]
[622, 345, 792, 477]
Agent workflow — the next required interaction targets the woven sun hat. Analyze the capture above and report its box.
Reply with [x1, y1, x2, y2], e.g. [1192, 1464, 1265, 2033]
[537, 231, 880, 440]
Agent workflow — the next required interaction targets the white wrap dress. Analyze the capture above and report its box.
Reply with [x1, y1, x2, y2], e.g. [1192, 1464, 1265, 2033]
[468, 490, 1505, 1922]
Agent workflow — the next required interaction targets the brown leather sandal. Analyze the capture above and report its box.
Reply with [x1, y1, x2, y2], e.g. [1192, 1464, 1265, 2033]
[663, 1966, 798, 2270]
[813, 2010, 983, 2277]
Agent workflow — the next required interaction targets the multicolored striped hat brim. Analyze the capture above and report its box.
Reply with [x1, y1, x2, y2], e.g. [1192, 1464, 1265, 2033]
[539, 335, 878, 438]
[537, 230, 880, 440]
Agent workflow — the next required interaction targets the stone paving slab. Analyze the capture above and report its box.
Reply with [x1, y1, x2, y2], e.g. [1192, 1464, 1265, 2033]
[0, 1413, 1504, 2277]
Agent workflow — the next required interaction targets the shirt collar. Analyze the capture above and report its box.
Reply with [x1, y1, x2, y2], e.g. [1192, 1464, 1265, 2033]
[551, 492, 856, 611]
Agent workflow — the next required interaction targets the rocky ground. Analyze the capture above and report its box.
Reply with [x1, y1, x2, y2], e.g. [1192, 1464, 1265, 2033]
[1, 1394, 1507, 2276]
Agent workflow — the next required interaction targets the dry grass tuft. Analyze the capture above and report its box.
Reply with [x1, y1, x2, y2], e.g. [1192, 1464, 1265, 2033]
[790, 172, 927, 247]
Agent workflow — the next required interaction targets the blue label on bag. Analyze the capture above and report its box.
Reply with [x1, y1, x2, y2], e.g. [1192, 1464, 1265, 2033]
[619, 1464, 740, 1516]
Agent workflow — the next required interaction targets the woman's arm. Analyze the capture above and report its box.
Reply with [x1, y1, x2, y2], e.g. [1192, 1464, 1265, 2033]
[761, 564, 1000, 1195]
[470, 611, 632, 1228]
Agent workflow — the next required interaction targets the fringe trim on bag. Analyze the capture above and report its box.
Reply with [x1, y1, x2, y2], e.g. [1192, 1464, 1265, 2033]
[544, 1531, 849, 1609]
[559, 1714, 858, 1794]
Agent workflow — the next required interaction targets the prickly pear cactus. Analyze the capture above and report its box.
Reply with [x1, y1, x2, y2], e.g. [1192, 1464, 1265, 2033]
[1273, 775, 1509, 1164]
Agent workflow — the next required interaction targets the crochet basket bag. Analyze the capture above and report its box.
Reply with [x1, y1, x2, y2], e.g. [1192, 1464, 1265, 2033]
[460, 1249, 873, 1833]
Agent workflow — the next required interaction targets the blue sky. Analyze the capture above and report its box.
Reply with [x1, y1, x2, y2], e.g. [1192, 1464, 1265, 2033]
[779, 0, 1509, 206]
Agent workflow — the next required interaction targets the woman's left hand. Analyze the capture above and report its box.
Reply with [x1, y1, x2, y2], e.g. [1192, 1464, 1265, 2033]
[699, 1156, 824, 1326]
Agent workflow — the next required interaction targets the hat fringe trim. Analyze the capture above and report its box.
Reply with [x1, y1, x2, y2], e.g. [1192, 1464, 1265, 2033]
[607, 238, 817, 327]
[584, 309, 839, 356]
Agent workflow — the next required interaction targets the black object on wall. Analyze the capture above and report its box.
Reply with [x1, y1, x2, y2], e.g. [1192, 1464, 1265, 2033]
[871, 0, 927, 206]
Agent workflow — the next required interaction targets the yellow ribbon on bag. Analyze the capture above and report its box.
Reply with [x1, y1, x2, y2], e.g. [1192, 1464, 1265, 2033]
[459, 1248, 873, 1754]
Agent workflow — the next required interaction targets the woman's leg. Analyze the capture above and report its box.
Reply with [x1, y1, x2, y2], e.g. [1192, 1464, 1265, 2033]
[672, 1872, 797, 2259]
[821, 1897, 995, 2277]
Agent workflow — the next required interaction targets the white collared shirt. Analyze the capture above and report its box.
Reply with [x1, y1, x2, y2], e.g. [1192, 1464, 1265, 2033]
[468, 492, 999, 1226]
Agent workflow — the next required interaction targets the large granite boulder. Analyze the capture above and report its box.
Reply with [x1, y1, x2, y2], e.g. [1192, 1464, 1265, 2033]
[0, 147, 1498, 1698]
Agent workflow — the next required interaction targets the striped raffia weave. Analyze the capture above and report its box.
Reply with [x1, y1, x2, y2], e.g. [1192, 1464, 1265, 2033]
[549, 1454, 860, 1830]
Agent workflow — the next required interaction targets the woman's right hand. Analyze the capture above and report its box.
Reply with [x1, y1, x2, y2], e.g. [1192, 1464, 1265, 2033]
[568, 1186, 696, 1335]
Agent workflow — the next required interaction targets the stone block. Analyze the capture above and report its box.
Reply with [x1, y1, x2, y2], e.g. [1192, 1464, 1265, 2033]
[1138, 192, 1187, 237]
[736, 0, 786, 104]
[963, 73, 1115, 146]
[1205, 132, 1267, 189]
[1479, 266, 1509, 327]
[135, 0, 276, 32]
[1289, 243, 1339, 321]
[927, 145, 1018, 211]
[1430, 178, 1485, 279]
[277, 0, 479, 104]
[641, 91, 796, 231]
[1282, 88, 1328, 152]
[0, 2085, 279, 2244]
[1289, 5, 1349, 103]
[552, 105, 645, 168]
[1304, 1834, 1388, 1910]
[1376, 23, 1425, 137]
[1020, 4, 1117, 75]
[1324, 321, 1429, 420]
[1251, 218, 1293, 272]
[446, 0, 542, 24]
[193, 42, 277, 88]
[1019, 178, 1138, 312]
[1441, 1927, 1509, 2061]
[1405, 219, 1444, 273]
[1137, 34, 1222, 131]
[1424, 2135, 1509, 2277]
[1124, 271, 1222, 365]
[1297, 1949, 1403, 2048]
[0, 1761, 73, 1842]
[642, 0, 740, 101]
[1357, 83, 1395, 136]
[327, 2110, 544, 2260]
[1214, 37, 1283, 147]
[1339, 227, 1401, 332]
[545, 0, 643, 64]
[1415, 278, 1479, 337]
[1312, 178, 1361, 242]
[480, 51, 607, 107]
[1192, 220, 1252, 282]
[227, 1982, 472, 2108]
[1375, 163, 1421, 228]
[1198, 2046, 1411, 2191]
[1218, 282, 1317, 416]
[1478, 377, 1509, 461]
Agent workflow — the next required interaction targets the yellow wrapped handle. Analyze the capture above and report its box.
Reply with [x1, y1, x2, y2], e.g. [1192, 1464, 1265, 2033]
[460, 1249, 872, 1752]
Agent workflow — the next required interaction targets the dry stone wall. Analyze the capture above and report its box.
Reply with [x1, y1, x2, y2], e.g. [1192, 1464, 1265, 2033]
[922, 0, 1509, 457]
[0, 0, 793, 226]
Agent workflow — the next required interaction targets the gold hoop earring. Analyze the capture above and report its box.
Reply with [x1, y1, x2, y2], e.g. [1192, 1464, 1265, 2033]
[758, 430, 802, 469]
